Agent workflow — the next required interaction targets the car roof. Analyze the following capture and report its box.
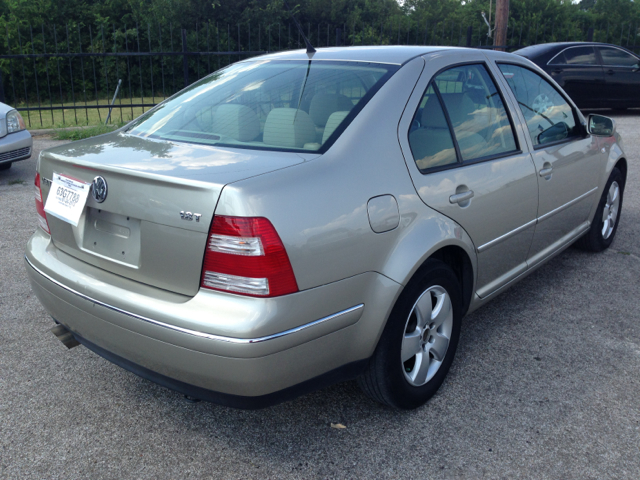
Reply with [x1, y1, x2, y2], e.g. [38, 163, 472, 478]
[239, 45, 461, 66]
[514, 42, 639, 61]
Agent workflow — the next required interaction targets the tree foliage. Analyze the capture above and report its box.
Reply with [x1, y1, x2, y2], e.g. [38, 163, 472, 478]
[0, 0, 638, 112]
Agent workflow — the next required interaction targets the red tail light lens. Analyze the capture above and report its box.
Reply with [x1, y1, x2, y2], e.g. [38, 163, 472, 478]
[200, 216, 298, 297]
[34, 173, 50, 234]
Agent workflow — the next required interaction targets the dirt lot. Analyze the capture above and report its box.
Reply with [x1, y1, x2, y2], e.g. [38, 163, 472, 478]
[1, 116, 639, 479]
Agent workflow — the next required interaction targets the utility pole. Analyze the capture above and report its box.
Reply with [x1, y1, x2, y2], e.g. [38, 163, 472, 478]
[493, 0, 509, 51]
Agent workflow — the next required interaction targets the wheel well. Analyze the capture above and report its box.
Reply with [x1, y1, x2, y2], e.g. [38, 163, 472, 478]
[429, 246, 474, 316]
[615, 158, 627, 186]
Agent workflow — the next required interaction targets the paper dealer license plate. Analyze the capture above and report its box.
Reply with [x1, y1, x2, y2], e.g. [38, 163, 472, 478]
[44, 173, 91, 227]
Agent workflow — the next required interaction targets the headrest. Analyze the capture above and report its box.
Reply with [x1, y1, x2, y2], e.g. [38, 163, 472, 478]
[211, 104, 260, 142]
[309, 93, 353, 127]
[439, 93, 476, 127]
[263, 108, 316, 148]
[421, 98, 449, 128]
[322, 111, 349, 144]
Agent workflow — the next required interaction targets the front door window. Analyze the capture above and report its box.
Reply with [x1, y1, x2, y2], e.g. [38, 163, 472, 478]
[498, 64, 579, 147]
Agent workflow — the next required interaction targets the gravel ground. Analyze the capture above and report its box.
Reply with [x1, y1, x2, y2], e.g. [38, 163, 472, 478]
[1, 120, 639, 479]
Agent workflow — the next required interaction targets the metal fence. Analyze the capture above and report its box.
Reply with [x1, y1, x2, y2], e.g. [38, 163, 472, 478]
[1, 20, 638, 128]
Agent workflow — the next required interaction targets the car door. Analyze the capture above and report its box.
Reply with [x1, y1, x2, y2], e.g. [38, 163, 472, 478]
[596, 46, 640, 107]
[495, 63, 602, 267]
[398, 52, 539, 299]
[546, 46, 605, 108]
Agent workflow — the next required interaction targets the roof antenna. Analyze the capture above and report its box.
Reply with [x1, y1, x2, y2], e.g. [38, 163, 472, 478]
[283, 1, 316, 55]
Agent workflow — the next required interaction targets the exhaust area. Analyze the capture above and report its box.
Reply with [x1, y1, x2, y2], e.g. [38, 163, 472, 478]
[51, 324, 81, 349]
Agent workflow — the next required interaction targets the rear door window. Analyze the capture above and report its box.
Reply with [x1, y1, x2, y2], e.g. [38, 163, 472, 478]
[408, 86, 458, 172]
[435, 64, 517, 162]
[551, 46, 598, 65]
[598, 47, 640, 67]
[498, 64, 579, 147]
[408, 63, 518, 172]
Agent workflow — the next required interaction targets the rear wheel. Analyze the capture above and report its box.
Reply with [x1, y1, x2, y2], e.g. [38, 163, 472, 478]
[358, 259, 462, 409]
[0, 162, 11, 171]
[575, 168, 624, 252]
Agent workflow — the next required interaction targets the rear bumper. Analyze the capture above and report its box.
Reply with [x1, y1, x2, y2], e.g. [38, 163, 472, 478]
[25, 228, 401, 406]
[68, 330, 368, 409]
[0, 130, 32, 164]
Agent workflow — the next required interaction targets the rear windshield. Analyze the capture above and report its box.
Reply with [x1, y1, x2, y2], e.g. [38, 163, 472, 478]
[126, 60, 397, 153]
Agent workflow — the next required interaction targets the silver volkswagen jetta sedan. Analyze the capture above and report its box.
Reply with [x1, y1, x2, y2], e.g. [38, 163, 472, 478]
[25, 46, 626, 409]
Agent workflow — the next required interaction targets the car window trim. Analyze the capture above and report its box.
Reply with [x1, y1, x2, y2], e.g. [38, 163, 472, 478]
[431, 81, 464, 164]
[497, 61, 585, 150]
[411, 60, 522, 175]
[532, 135, 579, 151]
[547, 45, 598, 66]
[411, 148, 525, 175]
[237, 57, 402, 66]
[596, 45, 640, 67]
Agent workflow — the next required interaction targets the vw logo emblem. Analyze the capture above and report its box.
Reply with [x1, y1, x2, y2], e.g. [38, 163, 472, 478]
[91, 176, 108, 203]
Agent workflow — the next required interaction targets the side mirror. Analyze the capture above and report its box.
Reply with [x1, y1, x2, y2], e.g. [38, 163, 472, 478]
[587, 114, 615, 137]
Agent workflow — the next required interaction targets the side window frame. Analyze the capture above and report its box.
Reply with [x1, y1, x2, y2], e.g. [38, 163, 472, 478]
[547, 46, 598, 66]
[597, 46, 640, 68]
[496, 62, 585, 151]
[407, 61, 522, 175]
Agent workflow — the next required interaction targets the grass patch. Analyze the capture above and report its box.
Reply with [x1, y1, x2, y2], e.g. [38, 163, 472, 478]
[51, 123, 126, 141]
[16, 96, 166, 130]
[8, 179, 25, 185]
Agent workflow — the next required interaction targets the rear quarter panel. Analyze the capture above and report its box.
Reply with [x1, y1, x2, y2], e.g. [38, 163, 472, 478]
[214, 56, 477, 295]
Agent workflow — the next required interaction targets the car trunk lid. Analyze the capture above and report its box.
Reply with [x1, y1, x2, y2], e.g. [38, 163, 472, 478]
[37, 131, 307, 296]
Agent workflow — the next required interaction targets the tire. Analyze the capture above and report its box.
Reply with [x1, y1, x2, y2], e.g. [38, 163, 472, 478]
[575, 167, 624, 252]
[0, 162, 11, 171]
[358, 259, 462, 409]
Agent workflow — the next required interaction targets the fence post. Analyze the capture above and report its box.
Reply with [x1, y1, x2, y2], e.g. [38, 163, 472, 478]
[182, 29, 189, 88]
[587, 27, 594, 42]
[336, 28, 342, 46]
[0, 70, 5, 104]
[466, 26, 473, 47]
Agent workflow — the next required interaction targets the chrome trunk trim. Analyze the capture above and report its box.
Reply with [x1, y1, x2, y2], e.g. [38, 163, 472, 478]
[25, 255, 364, 345]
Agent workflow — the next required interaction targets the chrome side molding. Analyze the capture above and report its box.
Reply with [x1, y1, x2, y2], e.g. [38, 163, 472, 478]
[477, 219, 537, 253]
[477, 187, 598, 253]
[537, 187, 598, 223]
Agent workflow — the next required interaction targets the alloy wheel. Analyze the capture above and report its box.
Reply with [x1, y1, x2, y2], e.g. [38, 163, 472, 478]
[401, 285, 453, 386]
[601, 180, 620, 240]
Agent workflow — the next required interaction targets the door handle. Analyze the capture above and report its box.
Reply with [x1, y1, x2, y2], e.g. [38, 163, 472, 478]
[606, 69, 615, 75]
[539, 167, 553, 177]
[449, 190, 474, 204]
[552, 69, 563, 74]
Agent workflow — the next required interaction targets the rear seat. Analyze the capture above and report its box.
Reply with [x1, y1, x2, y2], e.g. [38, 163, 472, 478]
[263, 108, 316, 148]
[309, 93, 353, 142]
[439, 92, 489, 160]
[408, 99, 458, 170]
[211, 104, 260, 141]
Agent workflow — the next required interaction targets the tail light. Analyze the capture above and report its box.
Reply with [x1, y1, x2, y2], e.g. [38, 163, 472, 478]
[34, 173, 50, 234]
[200, 216, 298, 297]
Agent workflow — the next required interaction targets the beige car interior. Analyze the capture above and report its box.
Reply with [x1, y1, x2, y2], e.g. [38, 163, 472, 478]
[206, 92, 354, 149]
